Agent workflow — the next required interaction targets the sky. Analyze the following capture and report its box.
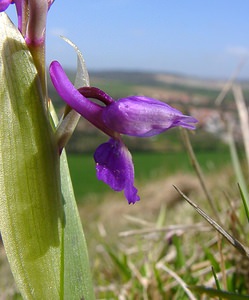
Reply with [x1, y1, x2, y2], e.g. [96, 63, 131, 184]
[7, 1, 249, 79]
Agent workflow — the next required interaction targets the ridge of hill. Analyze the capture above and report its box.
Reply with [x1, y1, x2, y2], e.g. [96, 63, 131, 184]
[48, 70, 249, 153]
[89, 70, 249, 90]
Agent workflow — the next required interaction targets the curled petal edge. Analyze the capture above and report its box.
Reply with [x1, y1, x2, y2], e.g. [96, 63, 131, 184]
[94, 138, 140, 204]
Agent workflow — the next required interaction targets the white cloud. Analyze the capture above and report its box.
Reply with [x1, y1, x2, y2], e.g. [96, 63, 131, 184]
[226, 46, 249, 57]
[48, 27, 69, 37]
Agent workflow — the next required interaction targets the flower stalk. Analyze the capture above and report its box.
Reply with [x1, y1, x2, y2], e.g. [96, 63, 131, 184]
[0, 13, 63, 298]
[0, 6, 95, 300]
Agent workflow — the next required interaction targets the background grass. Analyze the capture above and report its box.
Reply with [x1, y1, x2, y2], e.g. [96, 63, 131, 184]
[67, 148, 232, 202]
[2, 70, 249, 298]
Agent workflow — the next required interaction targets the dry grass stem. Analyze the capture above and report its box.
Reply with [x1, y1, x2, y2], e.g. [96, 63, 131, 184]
[173, 185, 249, 258]
[119, 223, 210, 237]
[181, 129, 221, 222]
[215, 57, 247, 106]
[233, 84, 249, 173]
[123, 215, 155, 227]
[217, 233, 227, 290]
[205, 267, 236, 287]
[157, 262, 197, 300]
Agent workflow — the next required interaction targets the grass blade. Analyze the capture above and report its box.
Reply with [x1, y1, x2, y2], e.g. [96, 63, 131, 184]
[227, 126, 249, 216]
[232, 84, 249, 174]
[173, 185, 249, 258]
[189, 285, 249, 300]
[238, 183, 249, 223]
[211, 266, 221, 291]
[157, 263, 197, 300]
[181, 129, 220, 222]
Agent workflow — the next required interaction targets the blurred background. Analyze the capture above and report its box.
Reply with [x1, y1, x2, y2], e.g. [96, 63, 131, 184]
[46, 1, 249, 78]
[3, 2, 249, 298]
[41, 0, 249, 202]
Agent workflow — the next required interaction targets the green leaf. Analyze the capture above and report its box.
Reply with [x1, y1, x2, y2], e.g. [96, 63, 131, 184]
[105, 246, 131, 280]
[204, 249, 220, 273]
[189, 285, 249, 300]
[227, 128, 249, 218]
[211, 266, 221, 299]
[172, 235, 185, 269]
[0, 13, 63, 298]
[238, 183, 249, 223]
[48, 37, 95, 299]
[60, 150, 95, 299]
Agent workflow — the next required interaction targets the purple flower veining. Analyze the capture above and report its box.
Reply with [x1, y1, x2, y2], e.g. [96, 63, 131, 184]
[49, 61, 197, 204]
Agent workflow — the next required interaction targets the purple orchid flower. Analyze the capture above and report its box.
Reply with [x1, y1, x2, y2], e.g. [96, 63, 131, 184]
[102, 96, 197, 137]
[0, 0, 55, 95]
[0, 0, 12, 11]
[0, 0, 53, 44]
[49, 61, 197, 204]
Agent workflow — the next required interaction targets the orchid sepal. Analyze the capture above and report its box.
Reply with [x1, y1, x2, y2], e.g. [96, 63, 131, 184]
[102, 96, 198, 137]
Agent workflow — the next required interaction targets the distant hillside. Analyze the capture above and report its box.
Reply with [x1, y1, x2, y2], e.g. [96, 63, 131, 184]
[89, 70, 249, 90]
[48, 69, 249, 101]
[48, 70, 249, 153]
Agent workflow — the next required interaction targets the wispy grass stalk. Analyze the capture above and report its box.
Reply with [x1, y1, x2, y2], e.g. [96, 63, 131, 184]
[181, 129, 220, 222]
[232, 84, 249, 173]
[173, 185, 249, 258]
[215, 58, 247, 106]
[211, 266, 221, 291]
[238, 184, 249, 223]
[215, 67, 249, 218]
[232, 85, 249, 215]
[156, 262, 197, 300]
[217, 233, 227, 290]
[227, 124, 249, 217]
[119, 223, 210, 238]
[188, 285, 249, 300]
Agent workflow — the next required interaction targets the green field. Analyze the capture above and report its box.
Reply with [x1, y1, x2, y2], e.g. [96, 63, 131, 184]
[67, 149, 232, 202]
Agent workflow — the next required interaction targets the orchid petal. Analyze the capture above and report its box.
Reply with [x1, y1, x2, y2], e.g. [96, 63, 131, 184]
[102, 96, 197, 137]
[94, 138, 140, 204]
[0, 0, 12, 11]
[49, 61, 115, 137]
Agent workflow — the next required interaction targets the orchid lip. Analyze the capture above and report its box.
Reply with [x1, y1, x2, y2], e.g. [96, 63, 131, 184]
[94, 138, 140, 204]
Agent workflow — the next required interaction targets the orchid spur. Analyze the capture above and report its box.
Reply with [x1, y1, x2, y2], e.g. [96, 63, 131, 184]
[50, 61, 197, 204]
